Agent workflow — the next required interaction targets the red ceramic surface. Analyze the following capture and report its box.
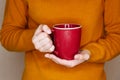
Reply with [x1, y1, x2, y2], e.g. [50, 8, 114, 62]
[52, 24, 81, 60]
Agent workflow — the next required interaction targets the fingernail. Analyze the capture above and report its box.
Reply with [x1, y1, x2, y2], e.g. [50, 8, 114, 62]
[45, 54, 49, 58]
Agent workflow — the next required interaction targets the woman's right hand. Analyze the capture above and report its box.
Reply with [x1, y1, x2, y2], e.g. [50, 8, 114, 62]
[32, 24, 55, 52]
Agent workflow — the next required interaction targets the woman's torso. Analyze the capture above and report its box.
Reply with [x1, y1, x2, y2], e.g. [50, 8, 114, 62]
[23, 0, 106, 80]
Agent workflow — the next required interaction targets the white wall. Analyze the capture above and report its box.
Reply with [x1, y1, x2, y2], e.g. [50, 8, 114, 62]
[0, 1, 24, 80]
[0, 0, 120, 80]
[105, 56, 120, 80]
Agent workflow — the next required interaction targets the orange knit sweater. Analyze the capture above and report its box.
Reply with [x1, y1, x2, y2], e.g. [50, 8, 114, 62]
[1, 0, 120, 80]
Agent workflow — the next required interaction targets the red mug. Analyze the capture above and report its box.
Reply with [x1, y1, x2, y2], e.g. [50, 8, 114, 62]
[52, 24, 82, 60]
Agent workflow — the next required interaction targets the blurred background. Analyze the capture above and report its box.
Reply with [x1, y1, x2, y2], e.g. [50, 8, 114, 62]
[0, 0, 120, 80]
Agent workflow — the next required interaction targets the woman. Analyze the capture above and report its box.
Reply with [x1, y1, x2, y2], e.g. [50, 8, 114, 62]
[1, 0, 120, 80]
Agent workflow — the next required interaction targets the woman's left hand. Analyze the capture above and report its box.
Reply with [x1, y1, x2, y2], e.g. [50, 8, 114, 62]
[45, 50, 91, 68]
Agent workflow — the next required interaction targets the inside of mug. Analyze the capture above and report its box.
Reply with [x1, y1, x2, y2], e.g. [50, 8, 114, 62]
[54, 24, 80, 28]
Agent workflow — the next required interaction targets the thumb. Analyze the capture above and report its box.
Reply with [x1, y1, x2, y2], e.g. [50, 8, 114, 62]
[74, 50, 90, 60]
[34, 24, 52, 35]
[42, 24, 52, 34]
[81, 50, 90, 60]
[34, 25, 43, 35]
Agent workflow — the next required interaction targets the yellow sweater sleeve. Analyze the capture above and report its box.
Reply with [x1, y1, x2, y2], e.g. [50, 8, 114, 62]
[1, 0, 35, 51]
[83, 0, 120, 63]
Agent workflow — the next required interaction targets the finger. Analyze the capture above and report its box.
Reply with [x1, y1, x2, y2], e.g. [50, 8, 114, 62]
[42, 25, 51, 34]
[39, 42, 53, 52]
[46, 45, 55, 52]
[42, 41, 52, 50]
[80, 50, 90, 60]
[83, 53, 90, 60]
[45, 54, 80, 68]
[39, 45, 55, 52]
[34, 25, 43, 35]
[74, 54, 84, 60]
[32, 32, 48, 43]
[45, 54, 61, 64]
[75, 50, 90, 60]
[54, 59, 79, 68]
[45, 54, 74, 67]
[35, 37, 51, 50]
[39, 37, 51, 47]
[44, 54, 50, 58]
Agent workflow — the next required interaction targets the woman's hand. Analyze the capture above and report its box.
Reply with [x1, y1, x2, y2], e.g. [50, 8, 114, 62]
[45, 50, 91, 68]
[32, 24, 55, 52]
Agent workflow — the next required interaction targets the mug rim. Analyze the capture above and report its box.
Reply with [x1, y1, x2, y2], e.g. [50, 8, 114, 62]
[53, 23, 82, 30]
